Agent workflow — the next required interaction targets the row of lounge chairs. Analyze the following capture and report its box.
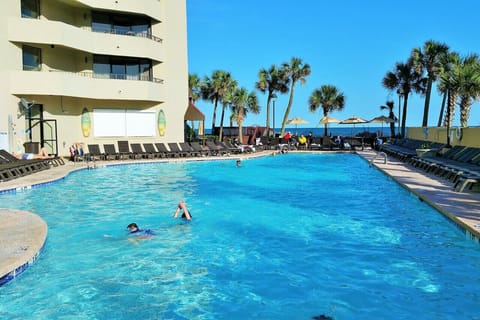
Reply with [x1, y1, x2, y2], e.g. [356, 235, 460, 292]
[81, 141, 245, 162]
[0, 149, 64, 182]
[380, 139, 480, 192]
[261, 136, 364, 151]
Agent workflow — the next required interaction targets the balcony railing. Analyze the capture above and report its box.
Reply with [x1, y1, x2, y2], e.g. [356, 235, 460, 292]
[48, 69, 164, 83]
[84, 26, 163, 43]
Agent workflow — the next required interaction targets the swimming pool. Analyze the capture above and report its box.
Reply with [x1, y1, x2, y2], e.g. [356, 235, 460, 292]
[0, 153, 479, 319]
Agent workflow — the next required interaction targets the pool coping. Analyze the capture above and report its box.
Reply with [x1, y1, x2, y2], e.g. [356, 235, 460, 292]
[1, 149, 479, 286]
[0, 209, 47, 286]
[357, 150, 480, 241]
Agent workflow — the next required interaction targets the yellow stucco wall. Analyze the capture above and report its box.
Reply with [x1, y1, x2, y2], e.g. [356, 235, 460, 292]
[407, 127, 480, 147]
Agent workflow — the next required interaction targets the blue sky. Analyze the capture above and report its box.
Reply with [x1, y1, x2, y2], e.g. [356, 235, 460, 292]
[186, 0, 480, 130]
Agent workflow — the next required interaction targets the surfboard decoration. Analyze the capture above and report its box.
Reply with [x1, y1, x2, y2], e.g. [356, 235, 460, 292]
[81, 107, 91, 137]
[158, 109, 166, 136]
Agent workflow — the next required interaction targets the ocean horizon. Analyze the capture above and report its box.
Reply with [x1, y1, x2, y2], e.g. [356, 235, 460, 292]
[201, 126, 397, 138]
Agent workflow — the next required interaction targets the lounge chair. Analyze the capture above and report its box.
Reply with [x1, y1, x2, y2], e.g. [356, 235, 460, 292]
[155, 143, 177, 158]
[219, 141, 242, 154]
[179, 142, 199, 157]
[310, 137, 322, 150]
[206, 141, 231, 156]
[0, 163, 26, 181]
[168, 143, 189, 157]
[321, 136, 339, 150]
[143, 143, 163, 158]
[103, 144, 120, 160]
[130, 143, 150, 159]
[189, 141, 211, 157]
[454, 171, 480, 193]
[0, 149, 51, 179]
[117, 141, 133, 160]
[0, 149, 51, 171]
[259, 136, 271, 150]
[87, 144, 106, 161]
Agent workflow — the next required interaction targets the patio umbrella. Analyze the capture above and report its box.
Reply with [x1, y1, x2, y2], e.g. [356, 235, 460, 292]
[286, 117, 309, 135]
[369, 115, 396, 136]
[318, 115, 341, 136]
[339, 116, 368, 136]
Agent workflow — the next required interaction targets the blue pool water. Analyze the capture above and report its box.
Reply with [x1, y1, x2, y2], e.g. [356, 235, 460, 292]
[0, 153, 479, 319]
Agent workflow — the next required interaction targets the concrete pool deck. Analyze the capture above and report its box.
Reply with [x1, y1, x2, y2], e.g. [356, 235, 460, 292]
[1, 149, 479, 285]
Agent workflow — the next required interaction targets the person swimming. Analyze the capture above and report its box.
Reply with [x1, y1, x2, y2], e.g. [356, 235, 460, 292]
[173, 200, 192, 220]
[126, 223, 155, 238]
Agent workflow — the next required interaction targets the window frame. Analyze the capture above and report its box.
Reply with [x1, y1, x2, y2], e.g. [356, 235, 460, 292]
[21, 0, 40, 19]
[22, 45, 42, 71]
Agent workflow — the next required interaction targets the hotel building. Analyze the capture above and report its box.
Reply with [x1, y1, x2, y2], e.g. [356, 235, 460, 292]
[0, 0, 191, 156]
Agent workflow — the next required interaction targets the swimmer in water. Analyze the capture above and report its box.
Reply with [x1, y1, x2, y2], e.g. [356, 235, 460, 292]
[173, 200, 192, 220]
[126, 223, 155, 239]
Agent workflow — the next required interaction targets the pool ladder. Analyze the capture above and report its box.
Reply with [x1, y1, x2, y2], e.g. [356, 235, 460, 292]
[84, 155, 97, 169]
[370, 151, 387, 165]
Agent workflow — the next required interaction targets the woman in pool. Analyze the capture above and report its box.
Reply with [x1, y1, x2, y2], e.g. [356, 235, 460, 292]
[173, 200, 192, 220]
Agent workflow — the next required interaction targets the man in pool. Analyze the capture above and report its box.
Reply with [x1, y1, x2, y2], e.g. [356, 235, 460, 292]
[126, 223, 155, 239]
[173, 200, 192, 220]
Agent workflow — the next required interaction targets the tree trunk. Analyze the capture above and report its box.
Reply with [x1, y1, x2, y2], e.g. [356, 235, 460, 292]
[422, 78, 433, 127]
[237, 108, 244, 144]
[280, 82, 296, 136]
[459, 97, 472, 127]
[443, 91, 457, 127]
[389, 111, 395, 137]
[211, 98, 219, 132]
[437, 92, 447, 127]
[401, 94, 409, 138]
[264, 95, 271, 136]
[218, 102, 227, 141]
[323, 111, 328, 136]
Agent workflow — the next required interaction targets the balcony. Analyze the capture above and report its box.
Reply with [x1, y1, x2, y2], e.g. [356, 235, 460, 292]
[8, 18, 163, 62]
[9, 70, 164, 102]
[75, 0, 163, 22]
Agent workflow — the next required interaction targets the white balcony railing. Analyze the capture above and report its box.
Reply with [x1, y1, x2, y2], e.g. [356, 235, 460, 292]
[8, 18, 164, 62]
[10, 70, 164, 102]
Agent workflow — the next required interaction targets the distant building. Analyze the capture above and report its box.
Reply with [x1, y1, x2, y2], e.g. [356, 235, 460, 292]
[0, 0, 189, 155]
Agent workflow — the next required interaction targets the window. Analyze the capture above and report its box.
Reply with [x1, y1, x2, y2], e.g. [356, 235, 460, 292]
[21, 0, 40, 19]
[91, 11, 151, 37]
[93, 55, 152, 81]
[22, 45, 42, 71]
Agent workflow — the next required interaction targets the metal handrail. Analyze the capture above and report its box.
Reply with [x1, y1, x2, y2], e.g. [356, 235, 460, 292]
[85, 26, 163, 43]
[370, 152, 387, 165]
[48, 70, 163, 83]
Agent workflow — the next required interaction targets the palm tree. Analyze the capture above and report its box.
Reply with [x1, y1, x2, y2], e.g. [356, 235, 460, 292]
[188, 73, 202, 102]
[456, 54, 480, 127]
[411, 40, 450, 127]
[382, 57, 426, 137]
[436, 51, 460, 126]
[280, 57, 311, 136]
[438, 64, 460, 147]
[201, 70, 234, 132]
[380, 101, 396, 137]
[231, 88, 260, 144]
[255, 65, 289, 136]
[439, 54, 480, 130]
[308, 85, 346, 136]
[218, 78, 238, 141]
